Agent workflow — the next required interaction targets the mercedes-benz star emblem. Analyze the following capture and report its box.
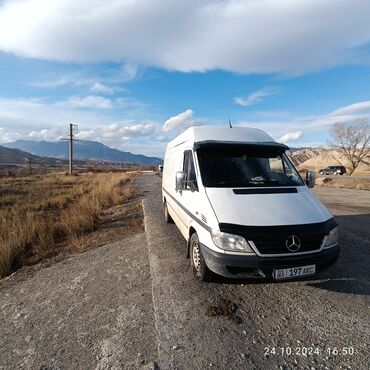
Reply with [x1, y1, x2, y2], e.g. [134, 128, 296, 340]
[286, 235, 301, 252]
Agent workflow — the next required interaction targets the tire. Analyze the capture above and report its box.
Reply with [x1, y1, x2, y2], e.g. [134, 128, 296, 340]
[164, 201, 173, 223]
[190, 232, 211, 282]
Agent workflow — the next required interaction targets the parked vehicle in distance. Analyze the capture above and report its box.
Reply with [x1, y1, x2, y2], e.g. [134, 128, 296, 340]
[162, 126, 339, 282]
[158, 164, 163, 172]
[319, 166, 346, 175]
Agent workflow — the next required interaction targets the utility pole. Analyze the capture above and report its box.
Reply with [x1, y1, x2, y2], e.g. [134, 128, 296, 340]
[60, 123, 80, 175]
[69, 123, 73, 175]
[28, 154, 32, 175]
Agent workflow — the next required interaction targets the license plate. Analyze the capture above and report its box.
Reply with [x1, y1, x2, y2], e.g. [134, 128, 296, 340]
[274, 264, 316, 280]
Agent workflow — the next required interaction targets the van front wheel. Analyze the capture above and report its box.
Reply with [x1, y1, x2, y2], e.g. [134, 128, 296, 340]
[190, 232, 211, 282]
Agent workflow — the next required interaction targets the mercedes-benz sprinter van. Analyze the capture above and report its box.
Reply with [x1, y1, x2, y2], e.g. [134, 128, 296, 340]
[162, 126, 339, 281]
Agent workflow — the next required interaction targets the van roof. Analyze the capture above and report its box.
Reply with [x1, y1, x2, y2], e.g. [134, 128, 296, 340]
[166, 125, 284, 150]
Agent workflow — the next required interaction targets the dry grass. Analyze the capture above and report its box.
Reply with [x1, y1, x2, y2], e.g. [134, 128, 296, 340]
[316, 176, 370, 191]
[0, 172, 140, 278]
[352, 169, 370, 176]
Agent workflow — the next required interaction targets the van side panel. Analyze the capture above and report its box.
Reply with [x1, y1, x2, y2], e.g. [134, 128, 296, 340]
[162, 143, 220, 246]
[162, 144, 189, 239]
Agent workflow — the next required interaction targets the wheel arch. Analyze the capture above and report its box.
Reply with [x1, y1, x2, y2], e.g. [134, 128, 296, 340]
[187, 225, 198, 258]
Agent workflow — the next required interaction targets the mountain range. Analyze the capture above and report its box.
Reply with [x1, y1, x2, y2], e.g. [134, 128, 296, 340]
[0, 145, 63, 165]
[3, 140, 163, 165]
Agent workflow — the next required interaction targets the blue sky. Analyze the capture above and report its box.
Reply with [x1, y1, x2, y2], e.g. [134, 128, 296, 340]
[0, 0, 370, 157]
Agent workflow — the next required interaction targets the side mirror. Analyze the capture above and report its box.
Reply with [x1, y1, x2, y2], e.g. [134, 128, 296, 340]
[175, 171, 187, 191]
[305, 171, 316, 188]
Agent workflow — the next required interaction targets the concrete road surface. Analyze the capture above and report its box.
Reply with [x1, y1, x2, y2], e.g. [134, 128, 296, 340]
[0, 234, 158, 369]
[0, 173, 369, 369]
[141, 173, 369, 370]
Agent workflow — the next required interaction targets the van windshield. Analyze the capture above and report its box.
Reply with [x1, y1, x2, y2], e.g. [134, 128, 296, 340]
[196, 145, 304, 188]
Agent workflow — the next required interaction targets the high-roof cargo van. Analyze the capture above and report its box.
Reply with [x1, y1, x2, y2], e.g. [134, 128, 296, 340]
[162, 126, 339, 281]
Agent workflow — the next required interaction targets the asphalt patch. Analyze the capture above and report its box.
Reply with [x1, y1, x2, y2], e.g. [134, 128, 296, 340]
[205, 298, 243, 324]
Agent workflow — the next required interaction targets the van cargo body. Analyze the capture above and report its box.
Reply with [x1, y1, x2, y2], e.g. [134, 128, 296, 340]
[162, 126, 339, 281]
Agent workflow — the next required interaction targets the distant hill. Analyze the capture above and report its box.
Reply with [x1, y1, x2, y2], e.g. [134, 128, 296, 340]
[4, 140, 163, 165]
[288, 147, 370, 172]
[288, 148, 322, 167]
[0, 145, 62, 165]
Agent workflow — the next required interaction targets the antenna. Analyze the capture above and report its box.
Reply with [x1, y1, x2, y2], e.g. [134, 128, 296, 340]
[228, 118, 233, 128]
[59, 123, 82, 175]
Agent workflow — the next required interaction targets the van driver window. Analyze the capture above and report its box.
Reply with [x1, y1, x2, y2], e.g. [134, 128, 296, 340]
[183, 150, 197, 190]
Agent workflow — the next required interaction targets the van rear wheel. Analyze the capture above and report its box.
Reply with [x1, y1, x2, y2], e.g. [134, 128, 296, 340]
[164, 201, 173, 223]
[190, 232, 211, 282]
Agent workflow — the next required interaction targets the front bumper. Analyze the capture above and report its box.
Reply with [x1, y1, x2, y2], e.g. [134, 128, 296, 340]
[200, 243, 340, 279]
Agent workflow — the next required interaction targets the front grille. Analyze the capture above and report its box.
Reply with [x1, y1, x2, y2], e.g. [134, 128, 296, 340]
[252, 235, 324, 255]
[218, 219, 337, 257]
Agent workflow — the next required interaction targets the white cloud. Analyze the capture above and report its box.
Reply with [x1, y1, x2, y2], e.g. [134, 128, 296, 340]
[0, 1, 370, 73]
[74, 122, 157, 146]
[329, 100, 370, 116]
[0, 127, 21, 143]
[234, 88, 278, 107]
[0, 97, 154, 146]
[0, 96, 149, 139]
[27, 127, 72, 141]
[162, 109, 203, 133]
[279, 131, 304, 143]
[237, 99, 370, 145]
[95, 122, 156, 140]
[57, 95, 113, 109]
[31, 63, 138, 90]
[0, 97, 54, 130]
[28, 129, 50, 139]
[116, 64, 139, 83]
[119, 123, 155, 137]
[0, 97, 43, 110]
[2, 94, 370, 155]
[31, 77, 73, 88]
[75, 130, 95, 140]
[89, 83, 114, 95]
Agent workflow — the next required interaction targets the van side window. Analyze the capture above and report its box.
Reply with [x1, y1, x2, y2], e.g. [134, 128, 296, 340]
[269, 156, 298, 182]
[183, 150, 197, 190]
[269, 156, 284, 173]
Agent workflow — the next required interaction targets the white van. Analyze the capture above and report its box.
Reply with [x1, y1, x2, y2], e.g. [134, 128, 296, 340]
[162, 126, 339, 281]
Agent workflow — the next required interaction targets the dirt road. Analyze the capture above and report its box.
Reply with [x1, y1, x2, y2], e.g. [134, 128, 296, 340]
[0, 173, 369, 369]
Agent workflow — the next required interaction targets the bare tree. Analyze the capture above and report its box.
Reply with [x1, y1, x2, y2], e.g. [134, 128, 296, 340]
[330, 119, 370, 175]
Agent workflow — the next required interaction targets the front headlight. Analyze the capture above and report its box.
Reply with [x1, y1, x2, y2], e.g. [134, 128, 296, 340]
[211, 230, 255, 254]
[324, 227, 338, 248]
